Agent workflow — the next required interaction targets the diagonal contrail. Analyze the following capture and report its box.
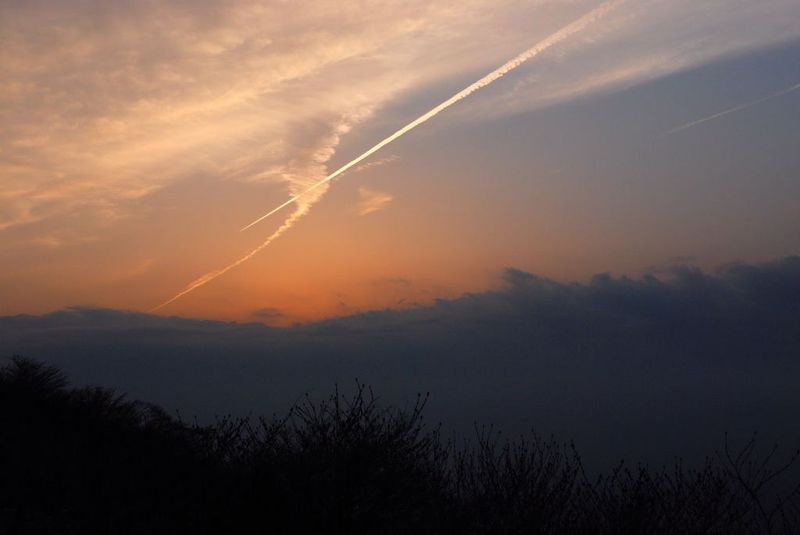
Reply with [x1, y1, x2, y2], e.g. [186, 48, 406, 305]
[152, 0, 623, 310]
[664, 82, 800, 135]
[151, 207, 307, 311]
[239, 0, 623, 232]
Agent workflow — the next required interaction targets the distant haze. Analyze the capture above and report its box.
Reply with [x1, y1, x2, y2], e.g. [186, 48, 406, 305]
[4, 257, 799, 469]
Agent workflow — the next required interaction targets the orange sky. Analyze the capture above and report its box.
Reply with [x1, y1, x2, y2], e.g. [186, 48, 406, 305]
[1, 0, 799, 324]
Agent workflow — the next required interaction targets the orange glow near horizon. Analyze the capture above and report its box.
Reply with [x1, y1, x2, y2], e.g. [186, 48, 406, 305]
[1, 0, 799, 324]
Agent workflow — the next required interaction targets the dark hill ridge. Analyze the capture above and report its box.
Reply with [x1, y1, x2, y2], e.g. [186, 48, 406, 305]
[1, 357, 798, 534]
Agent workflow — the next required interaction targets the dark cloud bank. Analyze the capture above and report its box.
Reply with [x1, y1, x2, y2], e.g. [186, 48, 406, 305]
[3, 257, 800, 469]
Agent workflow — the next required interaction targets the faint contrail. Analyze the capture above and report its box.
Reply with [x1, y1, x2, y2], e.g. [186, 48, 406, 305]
[240, 0, 623, 232]
[665, 82, 800, 135]
[153, 0, 622, 310]
[151, 208, 306, 311]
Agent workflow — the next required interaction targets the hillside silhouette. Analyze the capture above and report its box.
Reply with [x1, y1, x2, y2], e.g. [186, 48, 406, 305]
[1, 357, 798, 534]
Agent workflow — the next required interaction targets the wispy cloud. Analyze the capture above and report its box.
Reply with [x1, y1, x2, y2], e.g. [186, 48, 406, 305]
[238, 0, 623, 232]
[0, 0, 526, 239]
[154, 1, 623, 309]
[150, 115, 365, 311]
[358, 188, 394, 216]
[457, 0, 800, 121]
[352, 155, 400, 174]
[3, 0, 797, 241]
[3, 0, 799, 316]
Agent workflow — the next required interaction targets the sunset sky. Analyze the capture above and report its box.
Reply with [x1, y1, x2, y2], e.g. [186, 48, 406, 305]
[2, 0, 799, 325]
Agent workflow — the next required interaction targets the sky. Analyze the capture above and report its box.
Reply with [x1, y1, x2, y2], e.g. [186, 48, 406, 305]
[1, 0, 799, 324]
[3, 0, 800, 468]
[0, 0, 800, 325]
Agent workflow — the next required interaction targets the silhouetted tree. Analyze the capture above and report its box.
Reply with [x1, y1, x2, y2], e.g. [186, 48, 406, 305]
[0, 357, 797, 534]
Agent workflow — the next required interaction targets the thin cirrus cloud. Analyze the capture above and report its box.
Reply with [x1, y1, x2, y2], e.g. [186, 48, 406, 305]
[0, 0, 798, 319]
[358, 188, 394, 216]
[352, 155, 401, 175]
[3, 0, 797, 242]
[152, 0, 623, 311]
[0, 0, 527, 236]
[238, 0, 622, 233]
[452, 0, 800, 122]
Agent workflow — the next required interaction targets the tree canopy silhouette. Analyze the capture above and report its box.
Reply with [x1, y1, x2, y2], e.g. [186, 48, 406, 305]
[1, 357, 798, 534]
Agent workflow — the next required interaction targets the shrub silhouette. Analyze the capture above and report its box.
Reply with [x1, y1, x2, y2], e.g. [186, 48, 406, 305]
[0, 357, 798, 534]
[0, 357, 214, 534]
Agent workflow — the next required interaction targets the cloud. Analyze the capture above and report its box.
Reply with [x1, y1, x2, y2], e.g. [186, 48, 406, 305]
[251, 307, 286, 325]
[454, 0, 800, 121]
[0, 0, 531, 239]
[357, 187, 394, 216]
[3, 257, 800, 467]
[159, 1, 622, 310]
[352, 155, 400, 174]
[5, 0, 796, 246]
[252, 307, 283, 319]
[6, 256, 799, 362]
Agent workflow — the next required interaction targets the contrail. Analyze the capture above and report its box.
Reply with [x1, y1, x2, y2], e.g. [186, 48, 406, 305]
[151, 207, 306, 311]
[153, 0, 622, 310]
[239, 0, 623, 232]
[665, 82, 800, 135]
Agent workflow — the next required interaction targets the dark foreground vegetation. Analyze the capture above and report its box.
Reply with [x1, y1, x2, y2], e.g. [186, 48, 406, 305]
[1, 357, 799, 534]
